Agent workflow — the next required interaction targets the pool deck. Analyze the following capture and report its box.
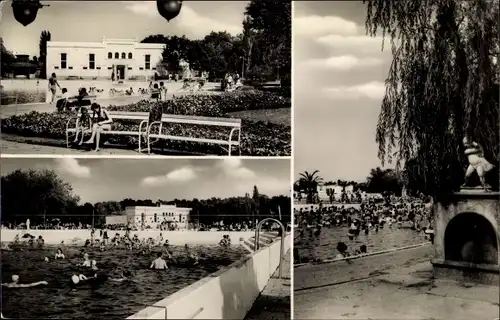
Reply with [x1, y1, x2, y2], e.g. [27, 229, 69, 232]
[244, 249, 291, 320]
[294, 244, 500, 319]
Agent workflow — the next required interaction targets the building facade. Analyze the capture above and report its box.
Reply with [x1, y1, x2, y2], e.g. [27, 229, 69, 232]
[46, 38, 165, 80]
[123, 204, 191, 229]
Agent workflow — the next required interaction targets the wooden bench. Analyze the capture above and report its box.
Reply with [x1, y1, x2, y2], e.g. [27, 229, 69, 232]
[147, 114, 242, 156]
[65, 111, 150, 151]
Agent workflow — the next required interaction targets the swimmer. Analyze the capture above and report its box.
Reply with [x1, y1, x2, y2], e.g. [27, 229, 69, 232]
[91, 260, 98, 271]
[2, 275, 48, 288]
[80, 253, 91, 267]
[44, 257, 50, 262]
[109, 270, 132, 282]
[150, 252, 168, 270]
[55, 248, 65, 259]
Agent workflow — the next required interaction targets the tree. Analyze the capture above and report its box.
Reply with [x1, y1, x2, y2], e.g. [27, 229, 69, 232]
[1, 169, 79, 225]
[245, 0, 291, 84]
[296, 170, 323, 204]
[38, 30, 51, 79]
[364, 0, 499, 201]
[365, 167, 403, 196]
[1, 38, 17, 78]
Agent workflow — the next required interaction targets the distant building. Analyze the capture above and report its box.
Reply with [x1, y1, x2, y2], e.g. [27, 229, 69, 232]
[46, 38, 165, 80]
[124, 204, 191, 229]
[317, 183, 356, 199]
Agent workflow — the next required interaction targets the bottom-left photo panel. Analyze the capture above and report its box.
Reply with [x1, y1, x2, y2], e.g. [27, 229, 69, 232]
[0, 157, 291, 320]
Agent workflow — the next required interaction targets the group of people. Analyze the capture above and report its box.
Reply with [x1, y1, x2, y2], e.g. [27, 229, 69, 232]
[296, 196, 433, 260]
[221, 72, 242, 92]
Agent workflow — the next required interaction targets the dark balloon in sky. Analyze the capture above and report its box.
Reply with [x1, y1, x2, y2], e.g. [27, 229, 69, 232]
[156, 0, 183, 22]
[12, 0, 41, 26]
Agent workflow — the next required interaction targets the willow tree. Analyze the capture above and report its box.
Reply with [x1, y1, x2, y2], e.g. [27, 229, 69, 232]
[364, 0, 499, 201]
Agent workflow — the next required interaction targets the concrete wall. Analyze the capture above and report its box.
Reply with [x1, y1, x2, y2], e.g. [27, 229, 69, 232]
[128, 234, 290, 319]
[0, 230, 254, 246]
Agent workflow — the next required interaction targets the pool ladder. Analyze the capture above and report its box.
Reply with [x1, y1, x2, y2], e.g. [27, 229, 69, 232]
[254, 218, 286, 279]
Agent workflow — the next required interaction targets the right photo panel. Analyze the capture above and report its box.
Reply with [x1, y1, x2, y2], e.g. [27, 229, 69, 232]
[293, 1, 499, 320]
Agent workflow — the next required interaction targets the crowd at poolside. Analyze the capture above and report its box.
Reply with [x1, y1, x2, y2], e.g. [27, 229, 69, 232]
[294, 194, 434, 261]
[1, 228, 235, 290]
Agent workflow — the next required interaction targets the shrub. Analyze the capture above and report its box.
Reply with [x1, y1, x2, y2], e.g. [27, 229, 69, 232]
[0, 90, 46, 106]
[1, 111, 290, 156]
[107, 91, 290, 117]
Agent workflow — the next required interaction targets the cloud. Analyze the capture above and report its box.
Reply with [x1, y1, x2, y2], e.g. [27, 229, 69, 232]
[316, 34, 386, 54]
[323, 81, 385, 100]
[141, 166, 197, 186]
[55, 159, 91, 178]
[218, 158, 257, 179]
[124, 2, 241, 38]
[304, 55, 383, 70]
[294, 15, 358, 37]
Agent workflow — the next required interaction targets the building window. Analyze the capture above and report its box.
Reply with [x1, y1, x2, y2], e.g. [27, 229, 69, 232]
[96, 67, 101, 70]
[127, 67, 132, 70]
[54, 66, 59, 69]
[108, 52, 112, 59]
[139, 67, 144, 70]
[145, 54, 151, 70]
[89, 53, 95, 69]
[114, 52, 119, 59]
[60, 53, 67, 69]
[179, 214, 182, 221]
[121, 52, 126, 59]
[154, 213, 157, 223]
[128, 52, 133, 59]
[68, 67, 73, 70]
[152, 67, 157, 70]
[107, 67, 112, 70]
[83, 67, 88, 70]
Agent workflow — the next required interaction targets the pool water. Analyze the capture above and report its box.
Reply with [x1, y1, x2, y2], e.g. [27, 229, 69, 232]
[295, 226, 429, 262]
[1, 244, 247, 319]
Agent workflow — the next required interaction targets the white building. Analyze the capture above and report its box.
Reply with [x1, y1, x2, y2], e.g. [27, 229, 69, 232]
[124, 204, 191, 229]
[317, 183, 356, 199]
[46, 38, 165, 80]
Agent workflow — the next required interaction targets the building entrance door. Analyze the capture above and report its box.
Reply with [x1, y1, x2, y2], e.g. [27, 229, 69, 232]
[116, 65, 125, 80]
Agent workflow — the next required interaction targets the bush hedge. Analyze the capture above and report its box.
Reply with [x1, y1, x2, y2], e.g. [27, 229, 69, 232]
[107, 91, 291, 117]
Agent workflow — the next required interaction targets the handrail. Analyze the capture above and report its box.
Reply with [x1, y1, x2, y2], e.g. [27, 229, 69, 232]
[254, 218, 285, 279]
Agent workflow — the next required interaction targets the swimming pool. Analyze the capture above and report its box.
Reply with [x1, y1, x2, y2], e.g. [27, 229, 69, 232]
[295, 226, 428, 262]
[1, 244, 247, 318]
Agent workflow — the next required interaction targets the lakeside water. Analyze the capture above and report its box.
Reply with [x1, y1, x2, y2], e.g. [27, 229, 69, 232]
[1, 244, 247, 319]
[295, 226, 428, 262]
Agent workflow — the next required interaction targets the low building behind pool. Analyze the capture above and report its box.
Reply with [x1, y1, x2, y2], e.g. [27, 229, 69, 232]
[46, 38, 164, 80]
[106, 204, 192, 229]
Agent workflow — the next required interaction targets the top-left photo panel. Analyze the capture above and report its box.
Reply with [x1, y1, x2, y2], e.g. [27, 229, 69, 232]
[0, 0, 291, 157]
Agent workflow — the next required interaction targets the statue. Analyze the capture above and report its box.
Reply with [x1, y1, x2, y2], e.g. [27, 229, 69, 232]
[461, 136, 495, 190]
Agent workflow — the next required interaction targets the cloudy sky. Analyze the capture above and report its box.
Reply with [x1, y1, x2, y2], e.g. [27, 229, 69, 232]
[0, 1, 246, 56]
[294, 1, 394, 182]
[1, 158, 290, 203]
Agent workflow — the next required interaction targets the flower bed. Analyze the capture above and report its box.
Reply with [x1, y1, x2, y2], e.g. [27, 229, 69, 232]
[1, 111, 291, 156]
[0, 90, 46, 106]
[107, 91, 291, 117]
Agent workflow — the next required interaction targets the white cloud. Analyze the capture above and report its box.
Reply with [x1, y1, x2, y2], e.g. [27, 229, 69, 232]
[316, 34, 386, 54]
[323, 81, 386, 100]
[124, 2, 241, 38]
[220, 158, 242, 169]
[141, 166, 197, 186]
[294, 15, 358, 37]
[55, 159, 91, 178]
[233, 176, 288, 197]
[304, 55, 383, 70]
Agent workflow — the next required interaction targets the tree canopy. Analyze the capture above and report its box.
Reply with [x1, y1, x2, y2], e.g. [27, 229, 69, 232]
[364, 0, 499, 200]
[1, 169, 290, 227]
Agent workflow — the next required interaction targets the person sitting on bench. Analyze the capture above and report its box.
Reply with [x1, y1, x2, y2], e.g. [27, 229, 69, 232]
[84, 103, 113, 151]
[56, 88, 69, 112]
[73, 107, 92, 145]
[150, 83, 160, 101]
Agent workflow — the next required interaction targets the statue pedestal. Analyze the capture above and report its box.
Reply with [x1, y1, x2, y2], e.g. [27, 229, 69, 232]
[431, 190, 499, 285]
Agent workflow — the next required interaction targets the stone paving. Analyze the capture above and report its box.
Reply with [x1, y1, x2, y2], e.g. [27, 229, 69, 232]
[244, 249, 291, 320]
[294, 245, 499, 319]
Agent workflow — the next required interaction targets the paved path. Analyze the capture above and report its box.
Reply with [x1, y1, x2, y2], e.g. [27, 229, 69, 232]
[294, 245, 499, 319]
[244, 249, 291, 320]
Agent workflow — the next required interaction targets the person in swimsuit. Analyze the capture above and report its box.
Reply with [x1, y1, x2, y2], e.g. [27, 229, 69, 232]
[84, 103, 113, 151]
[48, 73, 61, 104]
[2, 275, 48, 288]
[54, 248, 65, 259]
[150, 252, 168, 270]
[80, 253, 91, 267]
